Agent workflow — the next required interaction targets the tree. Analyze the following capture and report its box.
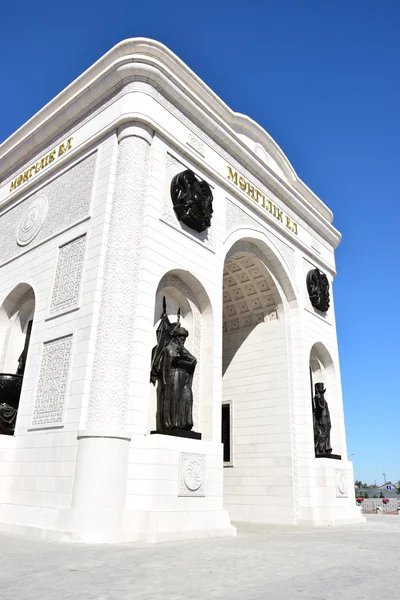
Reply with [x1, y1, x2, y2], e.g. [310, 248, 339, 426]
[355, 480, 363, 488]
[379, 491, 384, 498]
[395, 481, 400, 495]
[364, 492, 369, 498]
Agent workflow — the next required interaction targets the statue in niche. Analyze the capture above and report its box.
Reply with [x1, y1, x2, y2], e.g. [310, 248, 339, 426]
[312, 382, 332, 456]
[170, 169, 213, 233]
[150, 298, 200, 439]
[0, 320, 32, 435]
[306, 268, 330, 312]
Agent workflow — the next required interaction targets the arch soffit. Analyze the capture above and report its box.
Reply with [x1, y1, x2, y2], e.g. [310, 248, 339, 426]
[310, 341, 336, 371]
[223, 229, 298, 306]
[156, 269, 213, 319]
[0, 283, 36, 319]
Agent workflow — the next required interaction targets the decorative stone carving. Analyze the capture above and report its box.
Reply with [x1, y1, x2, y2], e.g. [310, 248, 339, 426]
[170, 169, 213, 232]
[16, 195, 48, 246]
[1, 153, 96, 265]
[307, 268, 330, 312]
[49, 235, 86, 316]
[336, 470, 348, 497]
[88, 129, 151, 429]
[150, 298, 200, 439]
[179, 453, 205, 496]
[187, 134, 205, 156]
[32, 335, 73, 427]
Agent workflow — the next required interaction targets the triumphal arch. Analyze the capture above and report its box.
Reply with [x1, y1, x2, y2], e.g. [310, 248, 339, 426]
[0, 39, 363, 542]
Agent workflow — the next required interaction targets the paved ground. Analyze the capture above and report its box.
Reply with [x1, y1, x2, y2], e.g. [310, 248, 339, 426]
[1, 515, 399, 600]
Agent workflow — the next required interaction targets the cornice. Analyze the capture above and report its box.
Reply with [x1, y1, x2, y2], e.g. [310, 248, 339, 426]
[0, 38, 341, 248]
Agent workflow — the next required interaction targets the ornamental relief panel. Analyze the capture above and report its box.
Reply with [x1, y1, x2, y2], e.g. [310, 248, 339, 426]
[0, 152, 96, 265]
[31, 334, 73, 427]
[179, 452, 205, 497]
[49, 235, 86, 317]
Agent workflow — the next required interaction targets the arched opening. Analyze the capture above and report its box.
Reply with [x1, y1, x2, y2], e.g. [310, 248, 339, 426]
[221, 239, 294, 523]
[309, 342, 342, 457]
[0, 283, 36, 436]
[148, 270, 214, 439]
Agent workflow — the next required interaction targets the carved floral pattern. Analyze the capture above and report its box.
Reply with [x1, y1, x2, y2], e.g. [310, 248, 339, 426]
[32, 335, 73, 426]
[87, 135, 150, 429]
[16, 196, 48, 246]
[49, 235, 86, 316]
[179, 452, 205, 496]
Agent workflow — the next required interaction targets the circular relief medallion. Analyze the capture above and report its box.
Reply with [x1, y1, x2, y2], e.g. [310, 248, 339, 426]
[183, 458, 204, 492]
[337, 471, 347, 496]
[16, 195, 48, 246]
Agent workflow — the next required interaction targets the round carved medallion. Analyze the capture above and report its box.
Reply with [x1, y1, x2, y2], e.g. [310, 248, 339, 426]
[337, 471, 347, 496]
[183, 457, 204, 491]
[16, 195, 48, 246]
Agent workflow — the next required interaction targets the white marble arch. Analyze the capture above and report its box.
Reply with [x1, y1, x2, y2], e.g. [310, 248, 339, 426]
[221, 235, 300, 524]
[150, 269, 214, 439]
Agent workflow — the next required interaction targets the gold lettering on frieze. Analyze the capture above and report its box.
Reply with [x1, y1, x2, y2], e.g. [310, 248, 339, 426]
[226, 165, 299, 235]
[9, 137, 73, 193]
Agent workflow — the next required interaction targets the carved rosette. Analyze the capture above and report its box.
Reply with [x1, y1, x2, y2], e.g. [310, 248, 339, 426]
[306, 268, 330, 312]
[335, 470, 348, 498]
[179, 453, 205, 497]
[16, 195, 48, 246]
[170, 169, 213, 232]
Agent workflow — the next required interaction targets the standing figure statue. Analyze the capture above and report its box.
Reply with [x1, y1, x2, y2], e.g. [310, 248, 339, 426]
[150, 298, 199, 437]
[313, 382, 332, 456]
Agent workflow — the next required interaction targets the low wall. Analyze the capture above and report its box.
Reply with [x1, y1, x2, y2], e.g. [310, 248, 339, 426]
[359, 499, 400, 514]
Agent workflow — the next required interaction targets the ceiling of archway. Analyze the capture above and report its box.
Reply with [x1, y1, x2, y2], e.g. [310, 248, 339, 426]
[223, 253, 277, 332]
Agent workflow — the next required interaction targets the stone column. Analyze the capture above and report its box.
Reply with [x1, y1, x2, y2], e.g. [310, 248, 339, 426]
[69, 123, 153, 542]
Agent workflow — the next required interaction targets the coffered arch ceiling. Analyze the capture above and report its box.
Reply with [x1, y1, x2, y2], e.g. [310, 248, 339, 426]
[223, 252, 279, 333]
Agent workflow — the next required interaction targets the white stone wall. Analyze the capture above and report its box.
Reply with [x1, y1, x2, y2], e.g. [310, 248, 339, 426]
[0, 43, 363, 539]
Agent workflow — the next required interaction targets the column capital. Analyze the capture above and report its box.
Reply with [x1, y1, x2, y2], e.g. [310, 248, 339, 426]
[118, 122, 153, 144]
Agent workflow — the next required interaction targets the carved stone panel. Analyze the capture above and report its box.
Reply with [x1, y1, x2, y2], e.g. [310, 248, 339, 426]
[178, 452, 205, 497]
[0, 152, 96, 265]
[31, 335, 73, 427]
[49, 235, 86, 316]
[335, 470, 348, 498]
[16, 195, 48, 246]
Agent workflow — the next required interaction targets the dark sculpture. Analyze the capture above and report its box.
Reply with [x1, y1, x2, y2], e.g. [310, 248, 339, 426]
[150, 298, 200, 439]
[313, 382, 334, 457]
[306, 268, 330, 312]
[0, 320, 32, 436]
[0, 375, 23, 435]
[170, 169, 213, 232]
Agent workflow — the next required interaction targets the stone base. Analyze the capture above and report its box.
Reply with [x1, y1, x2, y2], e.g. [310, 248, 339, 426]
[151, 429, 201, 440]
[0, 507, 236, 544]
[316, 453, 342, 460]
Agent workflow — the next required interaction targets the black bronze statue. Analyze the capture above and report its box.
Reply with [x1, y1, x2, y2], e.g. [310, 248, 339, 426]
[150, 298, 200, 439]
[170, 169, 213, 233]
[306, 268, 330, 312]
[313, 382, 332, 457]
[0, 321, 32, 436]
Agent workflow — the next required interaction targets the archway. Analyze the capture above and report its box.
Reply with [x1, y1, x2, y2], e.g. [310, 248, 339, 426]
[148, 270, 214, 439]
[309, 342, 343, 457]
[221, 240, 294, 523]
[0, 284, 36, 435]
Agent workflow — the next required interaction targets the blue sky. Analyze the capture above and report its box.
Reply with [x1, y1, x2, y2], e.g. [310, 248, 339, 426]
[2, 1, 399, 483]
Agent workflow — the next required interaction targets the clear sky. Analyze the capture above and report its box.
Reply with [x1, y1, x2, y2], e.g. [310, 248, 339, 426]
[1, 1, 399, 484]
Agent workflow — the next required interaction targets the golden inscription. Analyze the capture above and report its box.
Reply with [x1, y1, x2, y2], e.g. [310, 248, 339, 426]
[227, 165, 298, 235]
[9, 137, 73, 193]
